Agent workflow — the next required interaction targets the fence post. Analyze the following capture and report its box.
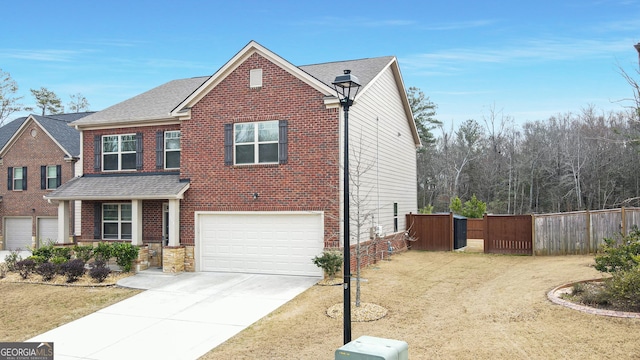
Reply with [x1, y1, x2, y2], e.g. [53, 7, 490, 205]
[449, 212, 454, 251]
[531, 213, 536, 256]
[483, 213, 488, 254]
[622, 207, 627, 235]
[586, 209, 591, 253]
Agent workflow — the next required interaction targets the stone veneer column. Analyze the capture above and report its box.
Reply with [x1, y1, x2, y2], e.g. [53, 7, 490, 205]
[135, 245, 149, 272]
[163, 246, 185, 273]
[184, 245, 195, 272]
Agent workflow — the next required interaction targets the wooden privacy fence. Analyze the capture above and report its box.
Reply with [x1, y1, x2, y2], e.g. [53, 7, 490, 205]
[405, 213, 467, 251]
[406, 207, 640, 256]
[534, 207, 640, 255]
[484, 214, 532, 255]
[467, 219, 484, 239]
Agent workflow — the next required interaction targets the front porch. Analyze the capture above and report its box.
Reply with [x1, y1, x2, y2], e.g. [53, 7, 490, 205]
[44, 174, 190, 273]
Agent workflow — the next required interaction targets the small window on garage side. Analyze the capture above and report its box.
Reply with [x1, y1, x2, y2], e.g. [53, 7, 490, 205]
[393, 202, 398, 232]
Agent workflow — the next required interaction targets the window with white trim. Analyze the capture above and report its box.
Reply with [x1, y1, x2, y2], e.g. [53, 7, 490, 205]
[103, 134, 136, 171]
[234, 121, 278, 164]
[46, 165, 57, 189]
[12, 167, 25, 190]
[102, 203, 132, 240]
[393, 202, 399, 232]
[164, 131, 181, 169]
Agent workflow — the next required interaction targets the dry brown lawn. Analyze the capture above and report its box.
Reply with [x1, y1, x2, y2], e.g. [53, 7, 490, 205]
[0, 275, 140, 341]
[203, 249, 640, 360]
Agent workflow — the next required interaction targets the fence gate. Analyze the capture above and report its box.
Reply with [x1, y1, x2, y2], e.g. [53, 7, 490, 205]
[484, 214, 532, 255]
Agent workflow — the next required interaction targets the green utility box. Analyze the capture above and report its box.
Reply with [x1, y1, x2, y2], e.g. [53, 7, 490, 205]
[335, 336, 408, 360]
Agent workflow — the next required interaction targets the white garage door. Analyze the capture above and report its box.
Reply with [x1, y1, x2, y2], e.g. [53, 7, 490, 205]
[5, 217, 33, 251]
[198, 212, 324, 276]
[37, 217, 58, 244]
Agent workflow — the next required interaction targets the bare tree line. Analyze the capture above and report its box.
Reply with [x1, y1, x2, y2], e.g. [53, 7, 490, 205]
[417, 104, 640, 214]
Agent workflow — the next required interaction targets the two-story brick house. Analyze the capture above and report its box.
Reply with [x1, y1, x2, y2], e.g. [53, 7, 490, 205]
[46, 41, 420, 275]
[0, 112, 93, 250]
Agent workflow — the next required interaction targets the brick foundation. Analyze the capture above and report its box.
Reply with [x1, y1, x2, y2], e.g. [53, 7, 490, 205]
[344, 232, 408, 271]
[163, 246, 185, 273]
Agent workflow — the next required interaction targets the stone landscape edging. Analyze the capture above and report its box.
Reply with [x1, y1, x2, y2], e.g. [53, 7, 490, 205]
[547, 279, 640, 319]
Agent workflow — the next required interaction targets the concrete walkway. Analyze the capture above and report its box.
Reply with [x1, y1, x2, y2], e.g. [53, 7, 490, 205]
[28, 270, 320, 360]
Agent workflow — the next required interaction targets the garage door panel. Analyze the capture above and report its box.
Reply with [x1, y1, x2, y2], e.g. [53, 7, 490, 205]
[198, 213, 323, 276]
[38, 218, 58, 244]
[5, 218, 33, 251]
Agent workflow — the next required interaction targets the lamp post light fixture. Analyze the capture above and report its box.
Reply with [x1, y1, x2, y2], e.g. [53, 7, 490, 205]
[332, 69, 361, 345]
[635, 43, 640, 71]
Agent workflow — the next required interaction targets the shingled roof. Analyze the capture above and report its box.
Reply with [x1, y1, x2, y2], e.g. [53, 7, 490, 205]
[69, 49, 395, 127]
[0, 112, 93, 156]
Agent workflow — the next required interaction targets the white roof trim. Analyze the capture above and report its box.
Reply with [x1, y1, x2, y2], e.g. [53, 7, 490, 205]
[171, 41, 337, 117]
[0, 115, 73, 158]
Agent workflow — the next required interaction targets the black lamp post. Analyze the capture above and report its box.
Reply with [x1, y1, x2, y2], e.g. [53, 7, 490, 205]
[332, 69, 361, 345]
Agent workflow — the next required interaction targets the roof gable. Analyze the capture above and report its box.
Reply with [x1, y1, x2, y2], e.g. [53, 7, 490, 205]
[171, 41, 339, 117]
[0, 112, 92, 157]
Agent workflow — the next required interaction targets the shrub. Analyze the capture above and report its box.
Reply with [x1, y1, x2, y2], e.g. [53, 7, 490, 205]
[594, 230, 640, 273]
[50, 256, 69, 275]
[4, 250, 22, 271]
[312, 250, 343, 280]
[73, 245, 94, 262]
[32, 244, 55, 262]
[36, 262, 57, 282]
[61, 259, 85, 283]
[93, 242, 113, 262]
[15, 259, 36, 279]
[89, 259, 111, 283]
[51, 246, 72, 260]
[112, 242, 139, 273]
[604, 266, 640, 309]
[27, 255, 47, 265]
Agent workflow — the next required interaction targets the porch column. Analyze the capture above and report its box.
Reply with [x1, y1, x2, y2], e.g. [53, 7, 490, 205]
[131, 199, 143, 246]
[168, 198, 180, 246]
[57, 201, 70, 244]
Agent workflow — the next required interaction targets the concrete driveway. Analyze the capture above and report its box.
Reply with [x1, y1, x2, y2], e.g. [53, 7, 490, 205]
[28, 271, 320, 360]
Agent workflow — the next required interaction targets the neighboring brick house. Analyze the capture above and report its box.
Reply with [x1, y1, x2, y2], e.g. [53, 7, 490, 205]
[46, 41, 420, 274]
[0, 112, 93, 250]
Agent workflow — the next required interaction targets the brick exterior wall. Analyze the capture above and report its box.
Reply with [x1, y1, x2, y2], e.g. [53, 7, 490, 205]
[76, 52, 344, 270]
[0, 120, 76, 247]
[179, 52, 341, 248]
[82, 124, 180, 175]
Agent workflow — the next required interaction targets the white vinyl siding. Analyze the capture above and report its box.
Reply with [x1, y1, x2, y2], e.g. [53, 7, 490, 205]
[341, 66, 418, 244]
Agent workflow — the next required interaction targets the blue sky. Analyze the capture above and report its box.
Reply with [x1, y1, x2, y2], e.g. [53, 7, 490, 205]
[2, 0, 639, 129]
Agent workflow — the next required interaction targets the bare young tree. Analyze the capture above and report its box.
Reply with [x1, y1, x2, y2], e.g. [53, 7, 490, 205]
[0, 69, 31, 126]
[67, 93, 90, 113]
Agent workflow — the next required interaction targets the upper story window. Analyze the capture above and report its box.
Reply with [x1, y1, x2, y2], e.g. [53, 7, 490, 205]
[103, 134, 136, 171]
[224, 120, 288, 166]
[234, 121, 279, 164]
[7, 167, 27, 191]
[164, 131, 181, 169]
[41, 165, 61, 190]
